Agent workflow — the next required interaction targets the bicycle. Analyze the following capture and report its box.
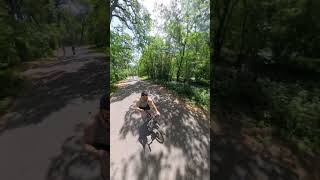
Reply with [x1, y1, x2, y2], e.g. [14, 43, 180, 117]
[144, 110, 165, 144]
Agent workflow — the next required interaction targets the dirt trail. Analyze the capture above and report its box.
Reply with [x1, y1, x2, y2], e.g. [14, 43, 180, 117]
[0, 46, 107, 180]
[110, 76, 210, 180]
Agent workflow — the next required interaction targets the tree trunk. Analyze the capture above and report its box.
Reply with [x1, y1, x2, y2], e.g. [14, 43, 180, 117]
[213, 0, 239, 64]
[176, 46, 185, 82]
[80, 16, 86, 45]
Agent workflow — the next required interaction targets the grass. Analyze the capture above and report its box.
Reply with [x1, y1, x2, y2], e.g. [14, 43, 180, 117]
[139, 76, 149, 81]
[166, 82, 209, 110]
[110, 83, 118, 96]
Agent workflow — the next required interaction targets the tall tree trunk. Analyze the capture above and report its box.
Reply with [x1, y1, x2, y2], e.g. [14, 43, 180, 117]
[79, 16, 86, 45]
[106, 0, 111, 97]
[176, 45, 186, 82]
[160, 53, 164, 80]
[183, 57, 189, 84]
[7, 0, 23, 20]
[211, 0, 239, 111]
[213, 0, 239, 64]
[176, 19, 190, 82]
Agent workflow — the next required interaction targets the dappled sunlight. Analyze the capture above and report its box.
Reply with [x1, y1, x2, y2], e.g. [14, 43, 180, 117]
[1, 57, 106, 133]
[0, 46, 108, 180]
[111, 78, 209, 180]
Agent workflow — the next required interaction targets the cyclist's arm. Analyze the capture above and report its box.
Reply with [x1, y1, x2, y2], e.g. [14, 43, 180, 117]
[83, 121, 101, 158]
[148, 98, 160, 114]
[84, 144, 101, 158]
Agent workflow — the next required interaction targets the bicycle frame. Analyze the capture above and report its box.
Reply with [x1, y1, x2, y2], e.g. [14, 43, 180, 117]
[143, 110, 159, 132]
[142, 110, 165, 147]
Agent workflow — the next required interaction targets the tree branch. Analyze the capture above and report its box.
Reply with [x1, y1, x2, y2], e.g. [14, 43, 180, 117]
[115, 4, 127, 13]
[112, 13, 133, 30]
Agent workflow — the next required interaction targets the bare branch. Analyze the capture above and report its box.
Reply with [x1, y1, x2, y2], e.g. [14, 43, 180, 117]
[112, 13, 133, 30]
[115, 4, 127, 13]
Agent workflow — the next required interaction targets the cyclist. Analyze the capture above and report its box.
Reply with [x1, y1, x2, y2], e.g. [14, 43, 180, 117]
[72, 46, 76, 56]
[83, 94, 109, 180]
[135, 91, 161, 145]
[135, 91, 160, 117]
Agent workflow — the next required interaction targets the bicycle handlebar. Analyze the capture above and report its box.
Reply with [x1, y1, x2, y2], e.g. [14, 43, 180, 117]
[143, 109, 152, 117]
[143, 109, 159, 118]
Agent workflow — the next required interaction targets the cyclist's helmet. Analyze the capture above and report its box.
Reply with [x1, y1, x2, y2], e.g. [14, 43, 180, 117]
[141, 91, 148, 97]
[100, 94, 109, 110]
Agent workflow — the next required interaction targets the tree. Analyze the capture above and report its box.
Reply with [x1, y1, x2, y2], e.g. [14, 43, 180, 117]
[136, 0, 209, 83]
[111, 31, 133, 82]
[111, 0, 151, 48]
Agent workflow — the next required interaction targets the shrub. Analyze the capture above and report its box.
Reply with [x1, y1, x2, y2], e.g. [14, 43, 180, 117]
[0, 69, 24, 99]
[163, 81, 209, 110]
[258, 78, 320, 150]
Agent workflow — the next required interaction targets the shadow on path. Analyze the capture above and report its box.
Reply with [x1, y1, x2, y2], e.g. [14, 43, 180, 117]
[1, 53, 108, 134]
[113, 79, 210, 180]
[46, 123, 103, 180]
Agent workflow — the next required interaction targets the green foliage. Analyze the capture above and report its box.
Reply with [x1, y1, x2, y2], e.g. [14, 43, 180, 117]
[0, 5, 58, 65]
[213, 0, 320, 152]
[154, 80, 209, 110]
[111, 0, 152, 49]
[0, 0, 103, 66]
[131, 0, 209, 110]
[0, 69, 24, 99]
[110, 31, 133, 83]
[138, 0, 209, 83]
[138, 36, 172, 80]
[214, 0, 320, 64]
[0, 0, 104, 107]
[259, 79, 320, 140]
[215, 68, 319, 151]
[86, 0, 108, 47]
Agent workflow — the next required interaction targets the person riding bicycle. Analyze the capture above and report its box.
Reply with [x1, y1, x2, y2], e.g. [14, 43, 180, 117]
[72, 45, 76, 56]
[135, 91, 160, 117]
[134, 91, 161, 144]
[83, 94, 109, 180]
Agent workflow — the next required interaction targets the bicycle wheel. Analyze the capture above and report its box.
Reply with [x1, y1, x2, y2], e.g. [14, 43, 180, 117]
[155, 129, 164, 143]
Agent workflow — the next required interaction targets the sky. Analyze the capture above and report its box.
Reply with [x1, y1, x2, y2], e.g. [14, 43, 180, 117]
[139, 0, 171, 36]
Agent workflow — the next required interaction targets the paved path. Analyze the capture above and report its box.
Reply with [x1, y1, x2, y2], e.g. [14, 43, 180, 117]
[0, 46, 107, 180]
[110, 77, 210, 180]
